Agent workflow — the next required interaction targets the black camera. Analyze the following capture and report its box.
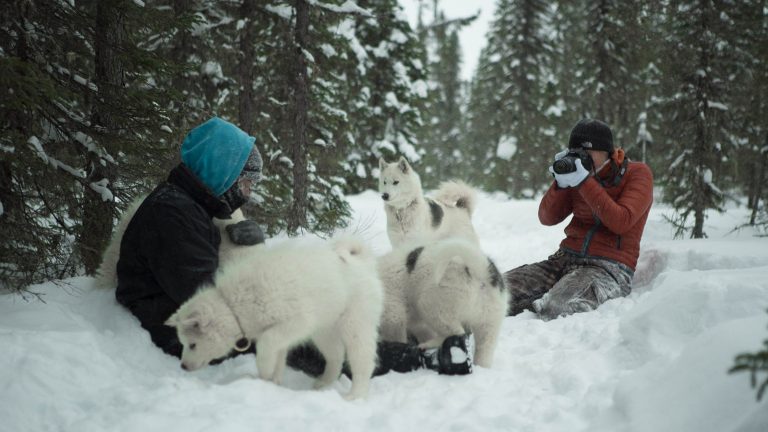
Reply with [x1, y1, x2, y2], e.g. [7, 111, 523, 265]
[552, 148, 593, 174]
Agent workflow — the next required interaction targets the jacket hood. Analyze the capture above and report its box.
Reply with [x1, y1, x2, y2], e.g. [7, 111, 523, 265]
[180, 117, 256, 197]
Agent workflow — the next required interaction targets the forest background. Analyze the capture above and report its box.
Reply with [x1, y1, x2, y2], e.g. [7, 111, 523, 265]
[1, 0, 766, 290]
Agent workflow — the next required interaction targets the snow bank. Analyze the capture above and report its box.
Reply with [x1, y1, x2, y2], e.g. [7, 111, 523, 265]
[1, 192, 767, 432]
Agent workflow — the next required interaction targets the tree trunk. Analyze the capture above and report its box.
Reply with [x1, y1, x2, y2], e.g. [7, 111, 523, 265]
[593, 0, 609, 121]
[1, 3, 31, 223]
[750, 135, 768, 225]
[238, 0, 257, 134]
[171, 0, 192, 122]
[288, 0, 310, 232]
[692, 94, 707, 238]
[80, 0, 125, 273]
[691, 0, 710, 239]
[0, 161, 16, 222]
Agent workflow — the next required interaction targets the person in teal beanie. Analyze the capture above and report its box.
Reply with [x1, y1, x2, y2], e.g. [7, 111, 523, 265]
[116, 117, 264, 356]
[117, 117, 472, 378]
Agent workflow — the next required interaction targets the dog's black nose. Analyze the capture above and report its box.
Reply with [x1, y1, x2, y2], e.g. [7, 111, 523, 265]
[382, 193, 389, 201]
[181, 363, 188, 371]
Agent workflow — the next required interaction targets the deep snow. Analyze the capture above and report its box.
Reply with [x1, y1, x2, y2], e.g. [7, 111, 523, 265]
[1, 190, 767, 432]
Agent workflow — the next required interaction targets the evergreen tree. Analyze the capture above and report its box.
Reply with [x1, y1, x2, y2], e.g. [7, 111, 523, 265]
[236, 1, 391, 234]
[465, 22, 507, 191]
[0, 0, 179, 288]
[660, 0, 741, 238]
[163, 0, 359, 235]
[160, 0, 232, 130]
[337, 0, 428, 193]
[728, 1, 768, 230]
[416, 4, 473, 188]
[622, 0, 665, 167]
[466, 0, 555, 197]
[420, 10, 468, 187]
[551, 1, 652, 158]
[730, 310, 768, 401]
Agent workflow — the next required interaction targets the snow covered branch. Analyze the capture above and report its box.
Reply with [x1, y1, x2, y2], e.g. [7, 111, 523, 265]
[308, 0, 373, 17]
[89, 178, 114, 202]
[28, 136, 87, 179]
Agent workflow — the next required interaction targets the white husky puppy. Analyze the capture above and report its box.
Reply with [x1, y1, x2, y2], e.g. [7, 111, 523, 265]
[377, 238, 509, 368]
[94, 195, 247, 289]
[378, 157, 479, 247]
[165, 236, 383, 400]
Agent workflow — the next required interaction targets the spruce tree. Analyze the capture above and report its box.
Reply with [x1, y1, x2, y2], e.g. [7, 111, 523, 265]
[660, 0, 741, 238]
[417, 8, 469, 188]
[466, 0, 555, 197]
[0, 0, 179, 288]
[730, 310, 768, 401]
[465, 15, 508, 191]
[728, 1, 768, 230]
[337, 0, 428, 193]
[551, 1, 651, 157]
[235, 1, 384, 234]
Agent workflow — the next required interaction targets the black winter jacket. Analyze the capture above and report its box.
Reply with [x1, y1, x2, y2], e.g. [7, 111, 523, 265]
[116, 164, 232, 356]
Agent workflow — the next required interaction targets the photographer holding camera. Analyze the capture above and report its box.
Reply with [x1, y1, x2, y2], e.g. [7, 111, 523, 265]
[503, 119, 654, 320]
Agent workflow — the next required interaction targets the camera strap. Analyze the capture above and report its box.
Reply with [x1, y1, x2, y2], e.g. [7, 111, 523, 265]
[597, 158, 629, 188]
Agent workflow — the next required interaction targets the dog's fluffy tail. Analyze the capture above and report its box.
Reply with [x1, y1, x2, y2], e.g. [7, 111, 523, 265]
[333, 235, 374, 264]
[419, 239, 492, 286]
[433, 180, 477, 215]
[94, 195, 146, 289]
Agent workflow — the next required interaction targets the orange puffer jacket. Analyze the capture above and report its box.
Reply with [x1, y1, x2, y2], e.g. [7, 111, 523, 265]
[538, 150, 654, 270]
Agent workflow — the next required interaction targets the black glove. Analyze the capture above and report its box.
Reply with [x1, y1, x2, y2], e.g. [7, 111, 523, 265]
[225, 220, 265, 246]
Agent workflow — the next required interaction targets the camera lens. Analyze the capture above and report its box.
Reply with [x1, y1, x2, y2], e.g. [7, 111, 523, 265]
[552, 158, 576, 174]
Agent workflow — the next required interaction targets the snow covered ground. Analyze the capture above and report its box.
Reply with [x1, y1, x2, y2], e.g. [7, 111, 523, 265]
[2, 190, 767, 432]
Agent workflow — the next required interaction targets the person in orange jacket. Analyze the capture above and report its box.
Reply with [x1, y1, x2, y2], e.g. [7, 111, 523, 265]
[504, 119, 654, 320]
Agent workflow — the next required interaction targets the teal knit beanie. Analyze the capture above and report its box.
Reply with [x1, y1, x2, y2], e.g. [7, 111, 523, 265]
[180, 117, 256, 197]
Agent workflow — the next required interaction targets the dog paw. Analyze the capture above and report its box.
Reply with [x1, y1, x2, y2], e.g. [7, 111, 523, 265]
[342, 390, 365, 401]
[257, 370, 274, 382]
[313, 378, 334, 390]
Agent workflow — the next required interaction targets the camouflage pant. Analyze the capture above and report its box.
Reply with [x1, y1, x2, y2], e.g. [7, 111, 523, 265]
[503, 249, 634, 320]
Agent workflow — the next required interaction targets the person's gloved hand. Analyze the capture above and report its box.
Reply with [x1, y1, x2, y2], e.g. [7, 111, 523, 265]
[548, 158, 591, 188]
[226, 220, 265, 246]
[553, 149, 568, 162]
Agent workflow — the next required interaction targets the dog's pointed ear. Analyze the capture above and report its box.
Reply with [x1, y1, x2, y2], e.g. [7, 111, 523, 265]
[397, 156, 410, 174]
[165, 311, 181, 328]
[166, 309, 206, 331]
[378, 157, 387, 171]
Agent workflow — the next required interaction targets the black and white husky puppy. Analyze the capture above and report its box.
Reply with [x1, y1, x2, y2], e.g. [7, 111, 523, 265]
[377, 238, 509, 368]
[378, 157, 480, 247]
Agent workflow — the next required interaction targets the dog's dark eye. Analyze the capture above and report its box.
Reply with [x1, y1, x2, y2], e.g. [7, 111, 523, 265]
[383, 181, 387, 185]
[190, 343, 196, 350]
[393, 181, 399, 185]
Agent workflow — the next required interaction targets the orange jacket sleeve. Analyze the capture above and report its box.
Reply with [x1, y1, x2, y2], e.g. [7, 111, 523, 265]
[577, 164, 654, 235]
[538, 181, 574, 226]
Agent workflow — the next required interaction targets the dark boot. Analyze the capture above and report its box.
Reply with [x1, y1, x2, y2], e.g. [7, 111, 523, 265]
[372, 335, 473, 376]
[286, 337, 474, 379]
[373, 341, 425, 376]
[428, 334, 473, 375]
[285, 343, 326, 377]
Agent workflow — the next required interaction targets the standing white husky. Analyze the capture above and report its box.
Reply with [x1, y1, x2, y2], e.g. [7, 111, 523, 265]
[165, 236, 383, 400]
[377, 238, 509, 368]
[378, 157, 479, 247]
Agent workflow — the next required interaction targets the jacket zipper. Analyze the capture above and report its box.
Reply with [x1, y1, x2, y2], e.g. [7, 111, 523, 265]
[581, 215, 602, 256]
